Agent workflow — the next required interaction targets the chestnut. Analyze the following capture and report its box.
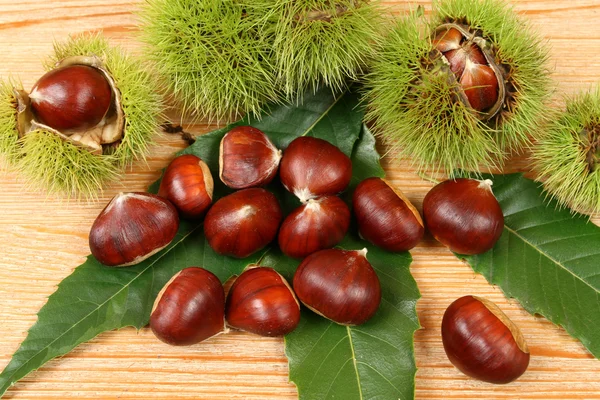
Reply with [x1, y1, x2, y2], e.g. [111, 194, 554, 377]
[29, 65, 112, 131]
[150, 267, 226, 346]
[278, 195, 350, 259]
[89, 192, 179, 267]
[352, 177, 424, 252]
[219, 126, 282, 189]
[204, 188, 282, 258]
[226, 267, 300, 336]
[442, 295, 530, 384]
[158, 154, 214, 219]
[423, 178, 504, 255]
[279, 136, 352, 202]
[293, 248, 381, 326]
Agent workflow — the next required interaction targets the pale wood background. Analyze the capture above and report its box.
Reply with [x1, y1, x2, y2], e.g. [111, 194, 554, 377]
[0, 0, 599, 399]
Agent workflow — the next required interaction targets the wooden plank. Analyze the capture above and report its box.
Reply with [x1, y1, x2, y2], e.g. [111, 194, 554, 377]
[0, 0, 599, 398]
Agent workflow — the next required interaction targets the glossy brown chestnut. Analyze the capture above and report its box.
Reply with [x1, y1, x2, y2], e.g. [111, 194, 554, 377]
[150, 267, 226, 346]
[158, 154, 214, 219]
[442, 295, 530, 384]
[278, 195, 350, 259]
[423, 178, 504, 255]
[293, 248, 381, 325]
[89, 192, 179, 267]
[219, 126, 282, 189]
[226, 267, 300, 336]
[204, 188, 282, 258]
[353, 177, 424, 252]
[30, 65, 112, 131]
[279, 136, 352, 202]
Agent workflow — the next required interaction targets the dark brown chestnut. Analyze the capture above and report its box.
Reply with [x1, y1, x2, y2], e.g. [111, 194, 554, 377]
[219, 126, 282, 189]
[30, 65, 112, 131]
[158, 154, 214, 219]
[279, 136, 352, 203]
[442, 295, 530, 384]
[89, 192, 179, 267]
[278, 195, 350, 259]
[204, 188, 282, 258]
[150, 267, 226, 346]
[423, 178, 504, 255]
[353, 177, 424, 252]
[226, 267, 300, 336]
[293, 248, 381, 325]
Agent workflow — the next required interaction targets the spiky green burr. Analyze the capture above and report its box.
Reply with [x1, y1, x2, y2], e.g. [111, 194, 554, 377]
[364, 0, 550, 173]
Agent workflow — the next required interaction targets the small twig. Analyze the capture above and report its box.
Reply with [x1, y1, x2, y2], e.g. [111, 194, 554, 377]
[161, 123, 196, 145]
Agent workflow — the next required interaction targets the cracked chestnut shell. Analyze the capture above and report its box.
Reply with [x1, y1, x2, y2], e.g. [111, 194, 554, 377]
[353, 177, 424, 252]
[226, 267, 300, 336]
[278, 195, 350, 259]
[279, 136, 352, 202]
[89, 192, 179, 267]
[219, 126, 282, 189]
[204, 188, 282, 258]
[293, 248, 381, 325]
[150, 267, 226, 346]
[158, 154, 214, 219]
[442, 295, 530, 384]
[423, 178, 503, 255]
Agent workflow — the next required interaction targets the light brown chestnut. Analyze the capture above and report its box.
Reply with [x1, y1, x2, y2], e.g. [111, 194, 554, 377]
[204, 188, 282, 258]
[278, 195, 350, 259]
[293, 248, 381, 325]
[442, 295, 530, 384]
[226, 267, 300, 336]
[150, 267, 226, 346]
[219, 126, 282, 189]
[353, 177, 424, 252]
[158, 154, 214, 219]
[279, 136, 352, 202]
[89, 192, 179, 267]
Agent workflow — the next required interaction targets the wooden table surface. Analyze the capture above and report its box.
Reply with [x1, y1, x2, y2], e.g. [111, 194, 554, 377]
[1, 0, 599, 399]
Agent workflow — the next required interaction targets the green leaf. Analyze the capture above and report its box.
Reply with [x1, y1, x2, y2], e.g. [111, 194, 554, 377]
[463, 173, 600, 358]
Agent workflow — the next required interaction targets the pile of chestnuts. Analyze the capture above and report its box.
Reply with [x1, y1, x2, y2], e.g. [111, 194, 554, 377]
[88, 124, 528, 384]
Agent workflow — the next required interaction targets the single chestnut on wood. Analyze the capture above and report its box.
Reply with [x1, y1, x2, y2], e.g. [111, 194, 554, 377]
[158, 154, 214, 219]
[279, 136, 352, 203]
[150, 267, 226, 346]
[219, 126, 282, 189]
[30, 65, 112, 131]
[226, 267, 300, 336]
[204, 188, 282, 258]
[293, 248, 381, 326]
[278, 195, 350, 259]
[353, 177, 424, 252]
[423, 178, 504, 255]
[442, 295, 530, 384]
[89, 192, 179, 267]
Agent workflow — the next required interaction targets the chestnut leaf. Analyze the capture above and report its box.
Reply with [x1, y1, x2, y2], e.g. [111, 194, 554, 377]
[462, 173, 600, 358]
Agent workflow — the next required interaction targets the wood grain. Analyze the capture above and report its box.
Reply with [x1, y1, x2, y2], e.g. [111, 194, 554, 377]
[1, 0, 599, 399]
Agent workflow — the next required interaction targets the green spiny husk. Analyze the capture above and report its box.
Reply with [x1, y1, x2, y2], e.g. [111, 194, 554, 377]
[138, 0, 279, 122]
[532, 87, 600, 215]
[0, 80, 20, 167]
[364, 0, 550, 173]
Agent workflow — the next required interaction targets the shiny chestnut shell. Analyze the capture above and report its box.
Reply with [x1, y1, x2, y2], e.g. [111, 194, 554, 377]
[30, 65, 112, 131]
[89, 192, 179, 267]
[158, 154, 214, 219]
[442, 295, 530, 384]
[226, 267, 300, 336]
[278, 195, 350, 259]
[219, 126, 282, 189]
[204, 188, 282, 258]
[353, 177, 424, 252]
[279, 136, 352, 202]
[293, 248, 381, 325]
[423, 178, 504, 255]
[150, 267, 225, 346]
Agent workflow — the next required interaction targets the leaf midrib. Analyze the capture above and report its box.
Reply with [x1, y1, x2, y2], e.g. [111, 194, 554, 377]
[300, 90, 347, 138]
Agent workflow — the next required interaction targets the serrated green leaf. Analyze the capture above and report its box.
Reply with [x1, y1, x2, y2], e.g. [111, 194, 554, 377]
[463, 173, 600, 358]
